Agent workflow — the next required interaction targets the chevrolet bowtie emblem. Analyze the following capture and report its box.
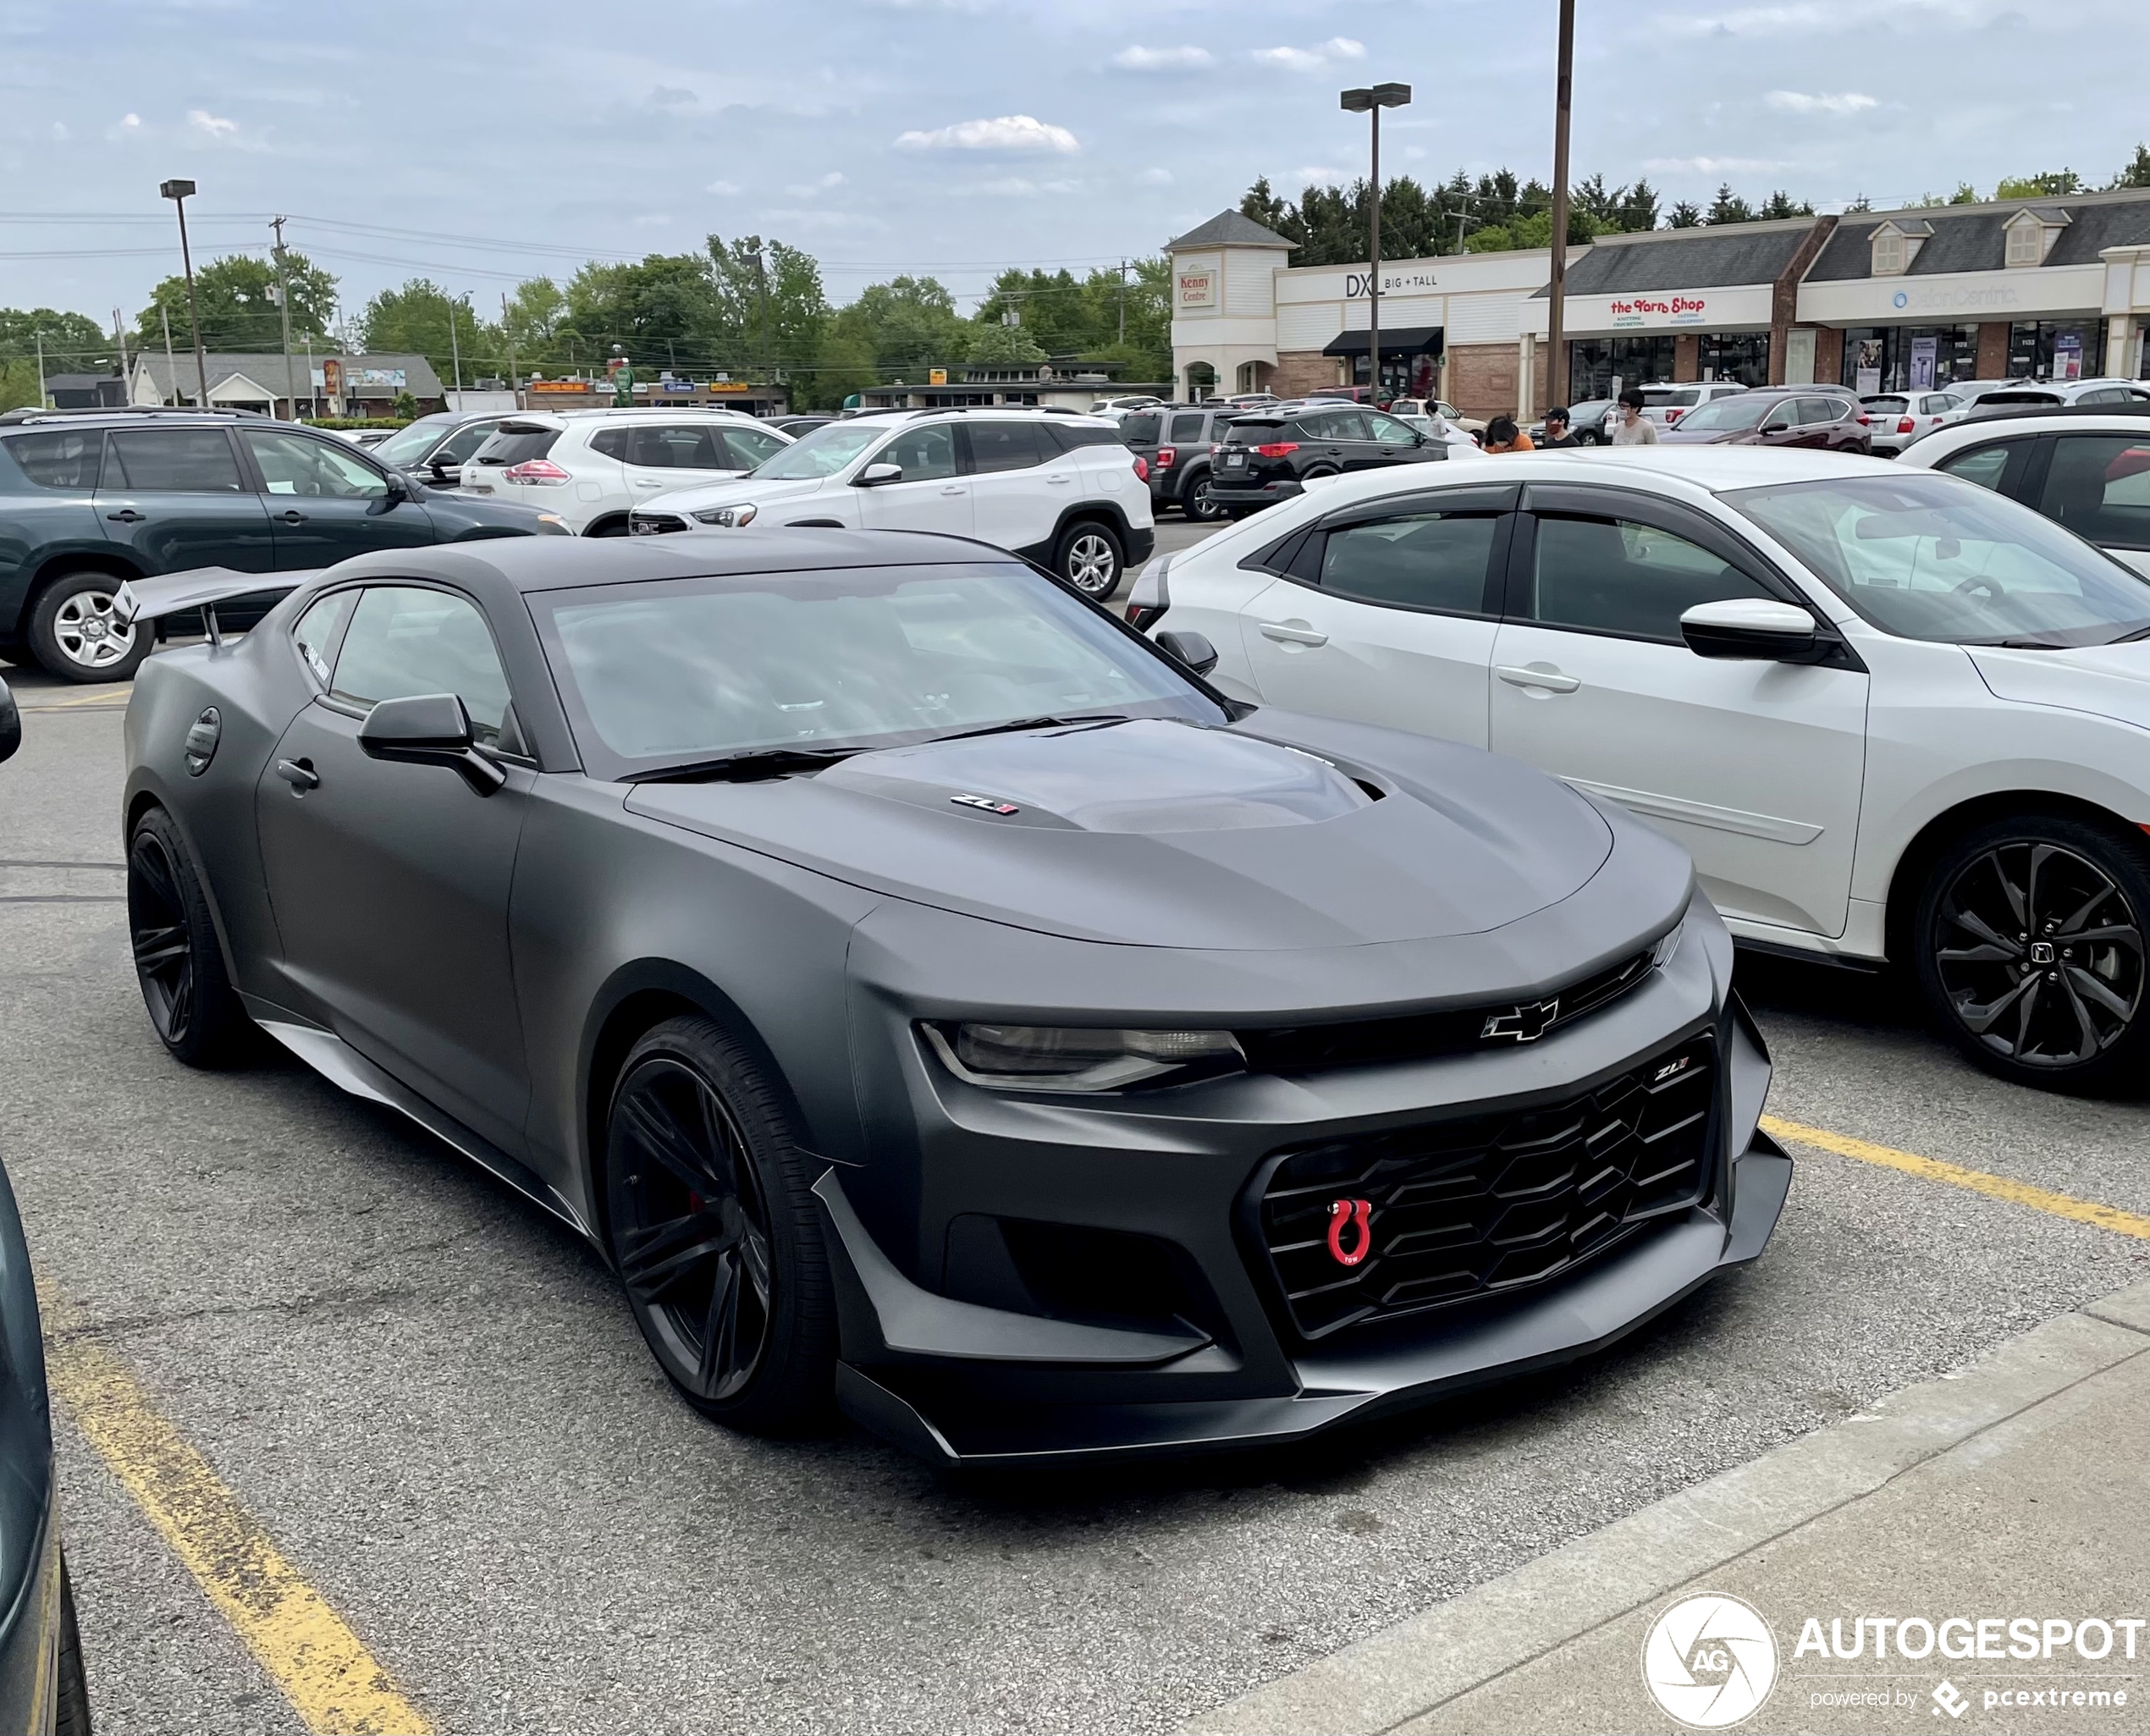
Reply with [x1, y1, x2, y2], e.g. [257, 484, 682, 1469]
[1481, 997, 1561, 1043]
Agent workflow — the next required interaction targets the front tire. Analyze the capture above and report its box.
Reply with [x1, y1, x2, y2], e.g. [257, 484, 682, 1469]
[55, 1557, 89, 1736]
[1055, 520, 1123, 598]
[127, 807, 250, 1067]
[1915, 812, 2150, 1094]
[605, 1017, 836, 1432]
[30, 572, 150, 684]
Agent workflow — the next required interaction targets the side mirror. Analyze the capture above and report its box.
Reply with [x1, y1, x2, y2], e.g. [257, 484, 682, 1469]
[855, 462, 903, 488]
[1680, 598, 1823, 663]
[0, 675, 19, 765]
[1761, 416, 1794, 434]
[1154, 629, 1219, 677]
[356, 692, 506, 794]
[383, 471, 410, 503]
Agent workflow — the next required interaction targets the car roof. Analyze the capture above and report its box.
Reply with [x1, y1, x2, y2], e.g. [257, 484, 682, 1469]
[0, 406, 278, 430]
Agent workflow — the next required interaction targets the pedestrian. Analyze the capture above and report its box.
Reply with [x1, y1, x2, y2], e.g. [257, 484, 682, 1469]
[1611, 388, 1660, 445]
[1483, 415, 1534, 454]
[1539, 407, 1581, 449]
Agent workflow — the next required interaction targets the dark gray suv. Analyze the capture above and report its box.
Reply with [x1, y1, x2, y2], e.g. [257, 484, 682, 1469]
[1118, 404, 1238, 521]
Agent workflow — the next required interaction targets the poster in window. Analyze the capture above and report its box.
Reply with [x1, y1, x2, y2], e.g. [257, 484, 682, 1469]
[1910, 337, 1938, 391]
[1854, 339, 1883, 397]
[2054, 333, 2084, 382]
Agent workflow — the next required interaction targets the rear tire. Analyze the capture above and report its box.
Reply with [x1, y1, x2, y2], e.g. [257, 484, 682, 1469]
[1913, 811, 2150, 1094]
[1055, 520, 1123, 598]
[29, 572, 150, 685]
[56, 1556, 90, 1736]
[127, 806, 251, 1067]
[1182, 471, 1227, 521]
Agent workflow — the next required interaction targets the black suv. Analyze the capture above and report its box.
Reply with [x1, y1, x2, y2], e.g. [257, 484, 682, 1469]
[1209, 403, 1447, 515]
[0, 410, 568, 681]
[1118, 404, 1239, 521]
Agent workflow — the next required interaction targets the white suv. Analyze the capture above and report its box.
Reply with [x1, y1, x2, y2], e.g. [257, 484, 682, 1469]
[628, 409, 1156, 597]
[1637, 381, 1749, 431]
[460, 408, 793, 536]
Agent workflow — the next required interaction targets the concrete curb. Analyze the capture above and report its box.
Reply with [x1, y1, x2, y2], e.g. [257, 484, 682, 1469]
[1181, 1277, 2150, 1736]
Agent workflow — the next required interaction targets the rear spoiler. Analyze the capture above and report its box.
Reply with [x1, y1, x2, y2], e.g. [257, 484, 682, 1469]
[113, 568, 322, 645]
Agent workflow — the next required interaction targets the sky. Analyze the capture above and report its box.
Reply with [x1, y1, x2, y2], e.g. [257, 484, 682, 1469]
[2, 0, 2143, 331]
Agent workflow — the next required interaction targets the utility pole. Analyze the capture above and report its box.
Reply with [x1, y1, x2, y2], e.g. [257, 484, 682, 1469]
[270, 215, 298, 419]
[756, 249, 772, 389]
[1117, 259, 1127, 346]
[33, 333, 46, 411]
[1546, 0, 1576, 420]
[448, 295, 463, 395]
[161, 305, 178, 405]
[502, 293, 518, 408]
[159, 179, 210, 409]
[113, 309, 130, 400]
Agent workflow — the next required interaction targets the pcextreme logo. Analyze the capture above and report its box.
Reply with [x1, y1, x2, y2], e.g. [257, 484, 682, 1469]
[1641, 1594, 1779, 1728]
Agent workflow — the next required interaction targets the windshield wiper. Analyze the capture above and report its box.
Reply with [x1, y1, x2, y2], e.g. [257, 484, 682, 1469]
[925, 714, 1131, 744]
[625, 747, 859, 785]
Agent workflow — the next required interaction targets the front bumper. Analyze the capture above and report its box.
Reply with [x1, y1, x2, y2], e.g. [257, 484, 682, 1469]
[0, 1469, 62, 1736]
[818, 907, 1788, 1467]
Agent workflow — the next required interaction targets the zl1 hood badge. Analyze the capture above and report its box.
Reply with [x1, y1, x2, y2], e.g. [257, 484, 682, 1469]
[951, 794, 1021, 815]
[1326, 1198, 1374, 1267]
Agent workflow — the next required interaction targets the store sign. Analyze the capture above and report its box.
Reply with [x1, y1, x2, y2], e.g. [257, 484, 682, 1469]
[529, 380, 591, 394]
[1344, 268, 1440, 297]
[352, 367, 407, 389]
[1177, 271, 1216, 308]
[929, 367, 949, 386]
[708, 382, 750, 394]
[321, 358, 343, 396]
[1610, 295, 1712, 328]
[1910, 336, 1938, 390]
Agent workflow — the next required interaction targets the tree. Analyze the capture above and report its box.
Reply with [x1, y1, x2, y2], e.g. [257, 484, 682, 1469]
[499, 278, 570, 368]
[135, 251, 335, 351]
[966, 320, 1048, 365]
[1994, 168, 2081, 200]
[357, 279, 492, 384]
[565, 253, 722, 363]
[1668, 200, 1704, 228]
[830, 275, 971, 378]
[0, 307, 113, 373]
[2112, 144, 2150, 189]
[1706, 185, 1755, 225]
[1757, 190, 1815, 220]
[1238, 176, 1294, 237]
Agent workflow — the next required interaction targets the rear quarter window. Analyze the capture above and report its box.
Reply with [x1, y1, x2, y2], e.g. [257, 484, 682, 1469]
[473, 427, 560, 466]
[2, 429, 102, 489]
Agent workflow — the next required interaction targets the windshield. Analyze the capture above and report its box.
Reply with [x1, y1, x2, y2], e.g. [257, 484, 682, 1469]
[1726, 472, 2150, 647]
[530, 563, 1225, 778]
[748, 421, 884, 479]
[372, 416, 455, 464]
[1674, 395, 1774, 433]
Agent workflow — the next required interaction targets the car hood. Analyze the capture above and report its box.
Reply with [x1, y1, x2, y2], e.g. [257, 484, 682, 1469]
[638, 473, 835, 514]
[624, 718, 1615, 950]
[1969, 641, 2150, 731]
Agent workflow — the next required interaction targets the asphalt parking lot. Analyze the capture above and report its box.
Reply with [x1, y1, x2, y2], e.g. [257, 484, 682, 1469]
[5, 524, 2150, 1734]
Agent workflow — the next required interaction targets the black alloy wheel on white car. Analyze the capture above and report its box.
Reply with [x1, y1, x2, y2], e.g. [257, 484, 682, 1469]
[1915, 812, 2150, 1093]
[1055, 521, 1123, 598]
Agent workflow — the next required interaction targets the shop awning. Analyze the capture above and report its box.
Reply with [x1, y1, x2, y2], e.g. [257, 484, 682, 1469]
[1323, 326, 1443, 358]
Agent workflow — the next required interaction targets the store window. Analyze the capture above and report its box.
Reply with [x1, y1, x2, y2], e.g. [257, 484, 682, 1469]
[2009, 321, 2106, 383]
[1838, 326, 1978, 394]
[1700, 333, 1772, 388]
[1568, 335, 1678, 404]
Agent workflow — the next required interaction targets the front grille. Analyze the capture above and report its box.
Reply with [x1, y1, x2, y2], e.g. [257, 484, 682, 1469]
[1238, 946, 1655, 1075]
[1250, 1033, 1716, 1339]
[629, 513, 689, 535]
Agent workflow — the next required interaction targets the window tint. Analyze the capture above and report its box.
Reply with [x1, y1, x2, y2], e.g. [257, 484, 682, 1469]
[3, 429, 102, 490]
[588, 429, 628, 460]
[471, 426, 560, 466]
[435, 422, 498, 465]
[1168, 412, 1205, 444]
[1364, 412, 1420, 448]
[104, 428, 244, 493]
[1226, 420, 1282, 444]
[966, 422, 1047, 473]
[1530, 515, 1773, 641]
[1046, 423, 1122, 450]
[620, 425, 725, 469]
[2039, 434, 2150, 548]
[1319, 512, 1499, 614]
[1121, 412, 1162, 444]
[720, 426, 788, 469]
[1796, 398, 1846, 426]
[329, 587, 512, 746]
[1937, 443, 2016, 493]
[245, 431, 389, 499]
[1318, 409, 1372, 441]
[292, 590, 356, 686]
[1922, 395, 1960, 416]
[2078, 388, 2129, 405]
[1865, 397, 1911, 415]
[877, 422, 959, 482]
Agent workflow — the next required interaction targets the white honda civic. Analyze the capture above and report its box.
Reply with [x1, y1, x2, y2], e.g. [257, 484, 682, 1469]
[1130, 447, 2150, 1092]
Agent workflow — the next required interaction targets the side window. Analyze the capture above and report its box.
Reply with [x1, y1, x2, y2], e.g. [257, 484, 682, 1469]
[1797, 399, 1844, 426]
[1529, 515, 1774, 642]
[622, 426, 723, 468]
[1320, 410, 1372, 441]
[588, 429, 629, 460]
[243, 431, 389, 499]
[720, 426, 788, 469]
[2040, 435, 2150, 548]
[1167, 413, 1205, 444]
[1364, 412, 1419, 447]
[291, 590, 356, 686]
[328, 587, 513, 746]
[967, 422, 1047, 473]
[1922, 396, 1958, 416]
[104, 428, 245, 493]
[435, 422, 497, 465]
[1937, 442, 2018, 493]
[1318, 512, 1501, 614]
[3, 429, 103, 489]
[877, 422, 959, 482]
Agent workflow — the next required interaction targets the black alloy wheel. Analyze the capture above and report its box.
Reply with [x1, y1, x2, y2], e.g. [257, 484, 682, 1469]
[127, 807, 249, 1066]
[605, 1016, 835, 1430]
[1916, 813, 2150, 1092]
[1183, 471, 1227, 521]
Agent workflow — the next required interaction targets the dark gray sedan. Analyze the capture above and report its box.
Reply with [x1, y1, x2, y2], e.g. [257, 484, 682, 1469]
[116, 532, 1788, 1464]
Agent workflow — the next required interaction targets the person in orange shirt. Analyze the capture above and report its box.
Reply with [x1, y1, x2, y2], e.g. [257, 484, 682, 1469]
[1483, 415, 1534, 453]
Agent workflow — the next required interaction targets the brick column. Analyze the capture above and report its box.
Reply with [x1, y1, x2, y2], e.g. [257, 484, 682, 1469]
[1976, 322, 2010, 378]
[1813, 327, 1844, 389]
[1673, 334, 1701, 383]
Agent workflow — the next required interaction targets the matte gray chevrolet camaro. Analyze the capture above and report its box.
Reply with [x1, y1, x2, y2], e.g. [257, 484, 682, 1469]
[117, 532, 1789, 1464]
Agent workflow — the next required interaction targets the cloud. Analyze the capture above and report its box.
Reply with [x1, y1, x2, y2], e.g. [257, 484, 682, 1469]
[1290, 165, 1356, 186]
[188, 109, 238, 137]
[784, 170, 846, 196]
[894, 113, 1078, 152]
[647, 85, 697, 107]
[1113, 45, 1213, 71]
[949, 176, 1081, 196]
[1137, 166, 1172, 185]
[119, 113, 141, 129]
[50, 121, 68, 141]
[631, 212, 671, 226]
[1765, 89, 1878, 114]
[1657, 3, 1831, 33]
[1249, 36, 1366, 72]
[1642, 155, 1788, 173]
[705, 179, 741, 195]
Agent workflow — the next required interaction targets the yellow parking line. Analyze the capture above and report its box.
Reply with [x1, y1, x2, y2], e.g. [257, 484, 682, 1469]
[20, 687, 131, 712]
[43, 1325, 433, 1734]
[1761, 1114, 2150, 1241]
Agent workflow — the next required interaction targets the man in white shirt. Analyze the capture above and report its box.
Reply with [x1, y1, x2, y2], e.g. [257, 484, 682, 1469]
[1611, 388, 1660, 445]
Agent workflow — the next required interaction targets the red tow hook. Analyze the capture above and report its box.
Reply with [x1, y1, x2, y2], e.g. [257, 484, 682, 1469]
[1326, 1197, 1374, 1266]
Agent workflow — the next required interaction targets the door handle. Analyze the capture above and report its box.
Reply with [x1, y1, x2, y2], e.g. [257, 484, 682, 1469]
[1260, 620, 1328, 647]
[631, 477, 664, 488]
[1497, 664, 1580, 693]
[106, 509, 146, 523]
[275, 757, 319, 791]
[1045, 473, 1072, 484]
[277, 510, 306, 524]
[940, 485, 966, 496]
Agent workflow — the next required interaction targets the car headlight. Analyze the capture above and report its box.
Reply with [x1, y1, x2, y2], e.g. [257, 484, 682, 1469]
[923, 1022, 1245, 1092]
[693, 504, 758, 527]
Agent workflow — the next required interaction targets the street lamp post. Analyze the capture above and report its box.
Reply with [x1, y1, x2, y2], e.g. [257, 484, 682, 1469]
[158, 179, 210, 410]
[1546, 0, 1577, 417]
[1340, 82, 1410, 407]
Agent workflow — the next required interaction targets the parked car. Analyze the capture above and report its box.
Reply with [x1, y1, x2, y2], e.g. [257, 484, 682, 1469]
[0, 677, 93, 1735]
[115, 537, 1786, 1464]
[1860, 390, 1969, 457]
[1531, 399, 1619, 445]
[1223, 392, 1282, 409]
[337, 427, 395, 449]
[1661, 388, 1872, 454]
[1117, 404, 1241, 521]
[769, 416, 840, 438]
[461, 408, 794, 537]
[1086, 395, 1164, 421]
[1635, 381, 1749, 431]
[1966, 378, 2150, 416]
[1897, 404, 2150, 576]
[1397, 414, 1485, 455]
[627, 409, 1154, 598]
[1943, 379, 2041, 413]
[365, 409, 513, 490]
[0, 411, 570, 682]
[1207, 403, 1453, 515]
[1130, 445, 2150, 1093]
